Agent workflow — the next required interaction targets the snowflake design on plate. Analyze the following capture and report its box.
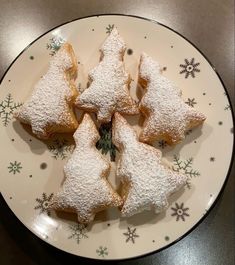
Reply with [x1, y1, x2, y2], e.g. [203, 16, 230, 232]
[158, 140, 168, 149]
[96, 246, 108, 257]
[68, 224, 88, 244]
[224, 104, 231, 111]
[185, 98, 197, 107]
[171, 202, 190, 221]
[46, 36, 65, 56]
[8, 161, 22, 174]
[179, 58, 200, 78]
[48, 138, 74, 160]
[77, 82, 85, 94]
[133, 98, 140, 106]
[106, 24, 114, 34]
[96, 122, 117, 161]
[34, 192, 54, 216]
[0, 94, 22, 126]
[185, 129, 193, 136]
[172, 155, 200, 189]
[123, 227, 139, 244]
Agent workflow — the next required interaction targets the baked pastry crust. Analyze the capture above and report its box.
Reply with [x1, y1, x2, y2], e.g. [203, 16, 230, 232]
[139, 53, 206, 145]
[76, 28, 138, 123]
[113, 112, 187, 217]
[14, 43, 78, 139]
[50, 113, 122, 223]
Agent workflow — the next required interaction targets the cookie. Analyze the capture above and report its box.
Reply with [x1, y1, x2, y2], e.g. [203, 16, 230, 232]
[14, 43, 78, 139]
[112, 113, 187, 217]
[75, 28, 138, 123]
[50, 113, 122, 223]
[138, 53, 206, 145]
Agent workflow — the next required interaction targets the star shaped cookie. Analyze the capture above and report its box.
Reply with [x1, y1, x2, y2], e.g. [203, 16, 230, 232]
[14, 43, 78, 139]
[138, 53, 206, 145]
[76, 28, 138, 123]
[112, 113, 187, 217]
[50, 113, 122, 223]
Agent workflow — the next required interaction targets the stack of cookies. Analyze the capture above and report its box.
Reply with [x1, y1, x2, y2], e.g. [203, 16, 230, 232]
[14, 28, 206, 223]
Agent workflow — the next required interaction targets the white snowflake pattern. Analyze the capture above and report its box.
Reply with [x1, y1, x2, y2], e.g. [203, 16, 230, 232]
[46, 36, 65, 56]
[68, 224, 88, 244]
[158, 140, 168, 149]
[224, 104, 231, 111]
[106, 24, 114, 34]
[185, 129, 193, 136]
[179, 58, 200, 78]
[34, 193, 54, 216]
[185, 98, 197, 107]
[172, 155, 200, 189]
[48, 139, 74, 160]
[0, 94, 22, 126]
[77, 82, 85, 94]
[96, 246, 108, 257]
[123, 227, 139, 243]
[171, 202, 190, 221]
[8, 161, 22, 174]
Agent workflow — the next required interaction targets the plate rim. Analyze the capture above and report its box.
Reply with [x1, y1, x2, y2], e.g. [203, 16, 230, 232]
[0, 13, 234, 261]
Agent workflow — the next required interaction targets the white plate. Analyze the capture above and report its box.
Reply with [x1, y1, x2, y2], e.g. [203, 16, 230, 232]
[0, 15, 234, 260]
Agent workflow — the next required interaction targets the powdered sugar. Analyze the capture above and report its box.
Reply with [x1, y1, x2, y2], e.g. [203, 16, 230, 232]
[139, 53, 206, 144]
[76, 28, 138, 123]
[14, 44, 78, 138]
[113, 113, 187, 217]
[51, 113, 122, 223]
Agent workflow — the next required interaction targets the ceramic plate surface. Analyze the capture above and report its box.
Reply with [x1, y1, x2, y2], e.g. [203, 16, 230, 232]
[0, 15, 234, 260]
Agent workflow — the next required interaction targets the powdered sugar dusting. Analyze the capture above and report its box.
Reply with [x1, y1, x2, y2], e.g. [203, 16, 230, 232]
[139, 53, 206, 144]
[113, 113, 187, 217]
[76, 28, 138, 123]
[51, 113, 122, 223]
[14, 44, 78, 138]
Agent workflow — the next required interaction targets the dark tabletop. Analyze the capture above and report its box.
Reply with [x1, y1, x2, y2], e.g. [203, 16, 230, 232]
[0, 1, 234, 264]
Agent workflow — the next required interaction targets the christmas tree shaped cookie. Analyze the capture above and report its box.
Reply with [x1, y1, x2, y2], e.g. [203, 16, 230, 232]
[113, 113, 187, 217]
[138, 53, 206, 145]
[14, 43, 78, 139]
[76, 28, 138, 123]
[50, 113, 122, 223]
